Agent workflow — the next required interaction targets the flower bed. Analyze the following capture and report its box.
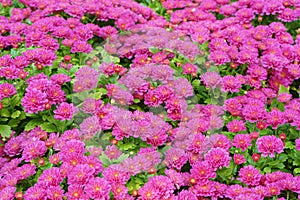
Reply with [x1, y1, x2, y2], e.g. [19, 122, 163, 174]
[1, 0, 300, 199]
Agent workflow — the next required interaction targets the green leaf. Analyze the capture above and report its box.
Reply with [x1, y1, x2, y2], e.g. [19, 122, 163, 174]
[278, 84, 289, 94]
[133, 99, 140, 103]
[118, 142, 135, 151]
[285, 141, 294, 150]
[294, 168, 300, 174]
[57, 68, 69, 75]
[0, 125, 12, 138]
[24, 119, 43, 131]
[11, 110, 21, 119]
[8, 119, 21, 128]
[99, 153, 111, 167]
[278, 154, 288, 162]
[263, 167, 271, 173]
[0, 109, 10, 117]
[40, 123, 57, 133]
[114, 154, 129, 163]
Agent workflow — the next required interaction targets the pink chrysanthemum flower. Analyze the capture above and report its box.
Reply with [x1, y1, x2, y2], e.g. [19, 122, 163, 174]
[104, 145, 122, 160]
[38, 167, 63, 186]
[190, 161, 216, 181]
[256, 135, 284, 157]
[0, 83, 16, 100]
[204, 147, 231, 169]
[227, 120, 246, 132]
[22, 139, 47, 162]
[65, 184, 87, 200]
[68, 164, 95, 185]
[233, 154, 246, 165]
[15, 164, 36, 181]
[22, 88, 48, 114]
[54, 102, 78, 120]
[84, 177, 111, 199]
[24, 185, 46, 200]
[232, 134, 252, 151]
[238, 165, 262, 186]
[209, 134, 231, 150]
[164, 147, 188, 170]
[296, 138, 300, 151]
[102, 165, 130, 184]
[46, 186, 64, 200]
[0, 186, 16, 200]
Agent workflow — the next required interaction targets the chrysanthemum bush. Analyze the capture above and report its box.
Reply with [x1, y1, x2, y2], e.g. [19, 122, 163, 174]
[1, 0, 300, 199]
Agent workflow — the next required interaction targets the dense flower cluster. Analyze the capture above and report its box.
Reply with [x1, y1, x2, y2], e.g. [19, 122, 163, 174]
[1, 0, 300, 199]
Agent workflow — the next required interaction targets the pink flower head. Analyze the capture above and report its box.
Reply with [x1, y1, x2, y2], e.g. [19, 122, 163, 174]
[232, 134, 252, 151]
[22, 140, 47, 162]
[164, 147, 188, 170]
[54, 102, 78, 121]
[227, 120, 246, 132]
[182, 63, 197, 75]
[234, 154, 246, 165]
[0, 186, 16, 200]
[22, 88, 48, 114]
[24, 185, 46, 200]
[190, 161, 216, 181]
[278, 93, 292, 103]
[296, 138, 300, 151]
[201, 71, 222, 89]
[102, 165, 130, 184]
[84, 177, 111, 199]
[65, 184, 87, 200]
[238, 165, 262, 186]
[0, 83, 16, 100]
[105, 145, 122, 160]
[46, 186, 64, 200]
[71, 40, 93, 53]
[38, 167, 63, 186]
[209, 134, 231, 150]
[221, 75, 242, 93]
[256, 135, 284, 157]
[68, 164, 95, 185]
[204, 147, 231, 169]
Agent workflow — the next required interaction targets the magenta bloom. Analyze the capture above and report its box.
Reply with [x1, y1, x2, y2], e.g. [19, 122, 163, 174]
[209, 134, 231, 150]
[0, 186, 16, 200]
[22, 140, 47, 162]
[296, 138, 300, 151]
[190, 161, 216, 181]
[227, 120, 246, 132]
[201, 71, 222, 89]
[204, 147, 231, 169]
[15, 164, 36, 180]
[256, 136, 284, 157]
[102, 165, 130, 184]
[46, 186, 64, 200]
[164, 147, 188, 170]
[38, 167, 63, 186]
[233, 154, 246, 165]
[54, 102, 78, 120]
[232, 134, 252, 151]
[182, 63, 197, 75]
[24, 185, 46, 200]
[84, 177, 111, 199]
[68, 164, 95, 185]
[0, 83, 16, 100]
[104, 145, 122, 160]
[22, 88, 48, 114]
[221, 75, 242, 93]
[71, 40, 93, 53]
[65, 184, 87, 200]
[139, 175, 175, 199]
[238, 166, 262, 186]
